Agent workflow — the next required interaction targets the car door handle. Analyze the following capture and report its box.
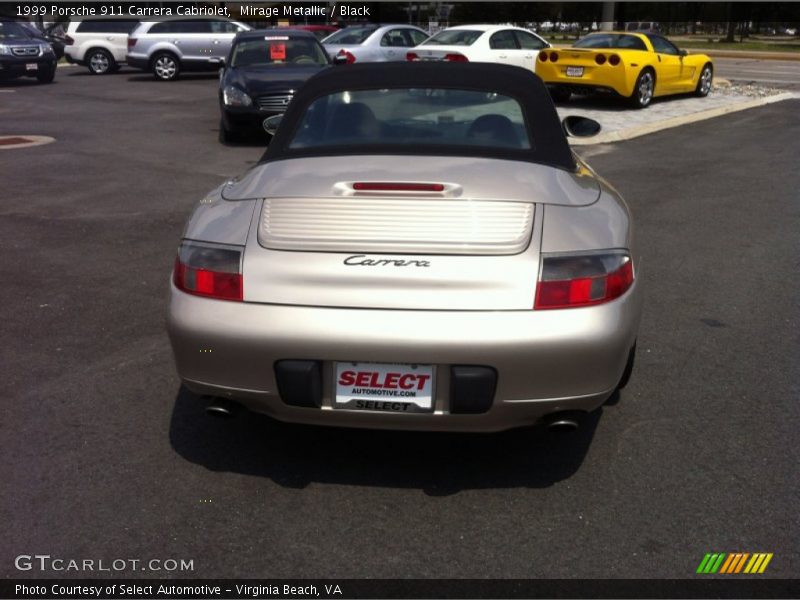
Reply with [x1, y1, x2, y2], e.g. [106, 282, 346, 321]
[499, 54, 507, 58]
[106, 37, 114, 41]
[172, 40, 180, 44]
[212, 40, 221, 44]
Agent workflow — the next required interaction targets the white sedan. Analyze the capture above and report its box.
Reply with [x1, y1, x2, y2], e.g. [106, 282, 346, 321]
[322, 24, 429, 64]
[406, 24, 550, 73]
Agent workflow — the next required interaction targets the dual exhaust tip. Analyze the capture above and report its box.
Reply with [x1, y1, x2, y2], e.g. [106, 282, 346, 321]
[206, 398, 583, 432]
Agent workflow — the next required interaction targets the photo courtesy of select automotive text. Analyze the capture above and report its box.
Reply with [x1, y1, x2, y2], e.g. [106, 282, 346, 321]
[1, 0, 798, 598]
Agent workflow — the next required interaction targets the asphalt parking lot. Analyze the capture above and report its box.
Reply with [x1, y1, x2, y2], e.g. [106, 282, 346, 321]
[1, 69, 798, 580]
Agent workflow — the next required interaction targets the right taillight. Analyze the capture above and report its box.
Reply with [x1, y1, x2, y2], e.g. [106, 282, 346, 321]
[595, 53, 606, 65]
[538, 51, 548, 62]
[64, 35, 74, 45]
[535, 251, 634, 309]
[337, 49, 356, 64]
[406, 51, 419, 61]
[173, 241, 243, 302]
[444, 53, 468, 62]
[549, 51, 559, 62]
[608, 54, 621, 66]
[127, 37, 137, 50]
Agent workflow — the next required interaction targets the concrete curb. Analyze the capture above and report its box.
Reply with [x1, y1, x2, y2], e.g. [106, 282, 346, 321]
[569, 91, 797, 146]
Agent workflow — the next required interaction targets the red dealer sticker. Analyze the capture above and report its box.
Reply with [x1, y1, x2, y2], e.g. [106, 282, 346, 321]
[269, 43, 286, 60]
[334, 362, 435, 413]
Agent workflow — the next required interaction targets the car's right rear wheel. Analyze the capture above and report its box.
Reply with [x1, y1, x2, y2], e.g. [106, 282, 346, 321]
[629, 69, 655, 108]
[152, 53, 179, 81]
[86, 48, 115, 75]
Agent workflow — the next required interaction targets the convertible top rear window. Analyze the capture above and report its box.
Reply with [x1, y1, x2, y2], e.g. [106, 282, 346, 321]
[262, 63, 576, 170]
[289, 89, 531, 150]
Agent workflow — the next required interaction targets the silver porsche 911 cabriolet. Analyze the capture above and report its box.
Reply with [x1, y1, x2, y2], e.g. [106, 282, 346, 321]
[167, 62, 642, 432]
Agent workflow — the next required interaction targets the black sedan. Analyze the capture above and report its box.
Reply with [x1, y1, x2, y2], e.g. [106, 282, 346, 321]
[219, 29, 331, 143]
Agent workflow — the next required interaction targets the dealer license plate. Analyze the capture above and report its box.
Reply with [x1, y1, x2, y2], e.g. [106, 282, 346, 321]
[334, 362, 435, 413]
[26, 63, 38, 71]
[566, 66, 584, 77]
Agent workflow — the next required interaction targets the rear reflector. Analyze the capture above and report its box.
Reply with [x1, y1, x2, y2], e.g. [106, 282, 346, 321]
[352, 182, 445, 192]
[173, 241, 243, 301]
[535, 251, 634, 309]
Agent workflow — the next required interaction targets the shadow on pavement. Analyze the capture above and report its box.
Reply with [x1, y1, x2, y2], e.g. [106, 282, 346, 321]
[169, 385, 601, 495]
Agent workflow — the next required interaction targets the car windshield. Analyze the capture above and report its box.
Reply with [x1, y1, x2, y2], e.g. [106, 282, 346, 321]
[0, 21, 31, 40]
[422, 29, 482, 46]
[231, 37, 328, 67]
[322, 26, 376, 45]
[288, 88, 531, 150]
[574, 33, 647, 50]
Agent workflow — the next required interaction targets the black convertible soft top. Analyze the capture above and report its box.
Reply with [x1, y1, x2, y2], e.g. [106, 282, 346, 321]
[262, 62, 576, 170]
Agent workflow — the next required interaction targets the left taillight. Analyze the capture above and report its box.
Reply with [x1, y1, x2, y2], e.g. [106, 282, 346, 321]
[535, 251, 634, 310]
[173, 241, 243, 302]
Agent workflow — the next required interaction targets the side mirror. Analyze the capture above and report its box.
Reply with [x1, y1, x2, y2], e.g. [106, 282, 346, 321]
[678, 49, 689, 57]
[263, 114, 283, 136]
[562, 115, 601, 138]
[333, 54, 348, 65]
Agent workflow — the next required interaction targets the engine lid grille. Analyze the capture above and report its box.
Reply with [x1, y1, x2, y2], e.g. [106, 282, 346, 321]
[258, 197, 534, 255]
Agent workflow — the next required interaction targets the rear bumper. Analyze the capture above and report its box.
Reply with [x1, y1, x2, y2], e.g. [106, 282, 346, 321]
[538, 61, 634, 97]
[125, 53, 149, 70]
[167, 279, 642, 432]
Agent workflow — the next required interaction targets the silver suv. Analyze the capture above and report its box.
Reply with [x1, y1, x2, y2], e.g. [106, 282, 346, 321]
[127, 17, 251, 81]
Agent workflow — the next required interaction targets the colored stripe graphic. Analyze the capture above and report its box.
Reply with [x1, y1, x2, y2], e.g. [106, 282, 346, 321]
[699, 552, 773, 574]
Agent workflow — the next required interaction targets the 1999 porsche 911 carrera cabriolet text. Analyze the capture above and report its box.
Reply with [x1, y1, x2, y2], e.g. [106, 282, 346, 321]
[167, 62, 643, 432]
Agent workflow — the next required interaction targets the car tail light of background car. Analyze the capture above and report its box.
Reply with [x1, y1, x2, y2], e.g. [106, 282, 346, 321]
[64, 35, 74, 45]
[535, 251, 634, 309]
[127, 38, 137, 50]
[444, 53, 468, 62]
[173, 241, 243, 302]
[608, 54, 621, 65]
[549, 51, 559, 62]
[406, 52, 419, 61]
[595, 54, 607, 65]
[337, 49, 356, 64]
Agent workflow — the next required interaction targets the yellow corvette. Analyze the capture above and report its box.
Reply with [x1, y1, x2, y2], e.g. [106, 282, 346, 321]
[537, 32, 713, 108]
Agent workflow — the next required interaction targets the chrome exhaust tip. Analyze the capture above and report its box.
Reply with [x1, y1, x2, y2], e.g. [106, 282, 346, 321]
[205, 398, 240, 418]
[543, 411, 584, 433]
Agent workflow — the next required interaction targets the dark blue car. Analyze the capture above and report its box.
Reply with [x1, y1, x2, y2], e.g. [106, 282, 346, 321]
[0, 20, 57, 83]
[219, 29, 330, 143]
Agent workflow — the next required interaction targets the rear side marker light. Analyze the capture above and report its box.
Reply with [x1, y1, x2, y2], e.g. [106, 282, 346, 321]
[173, 241, 243, 302]
[595, 54, 606, 65]
[549, 51, 559, 62]
[535, 251, 634, 309]
[538, 51, 548, 62]
[609, 54, 621, 66]
[353, 182, 445, 192]
[444, 53, 468, 62]
[337, 49, 356, 64]
[406, 52, 419, 61]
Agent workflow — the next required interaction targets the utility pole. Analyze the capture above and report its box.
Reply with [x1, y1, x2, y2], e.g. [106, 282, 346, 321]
[600, 2, 615, 31]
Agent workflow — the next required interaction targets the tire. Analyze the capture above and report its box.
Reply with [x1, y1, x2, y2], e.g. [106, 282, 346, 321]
[218, 119, 240, 144]
[86, 48, 115, 75]
[695, 63, 713, 97]
[617, 342, 637, 390]
[629, 69, 655, 109]
[36, 66, 55, 84]
[152, 52, 180, 81]
[550, 86, 572, 103]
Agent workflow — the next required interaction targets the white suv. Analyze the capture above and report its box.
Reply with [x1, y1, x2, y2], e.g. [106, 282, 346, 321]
[127, 17, 251, 81]
[64, 18, 140, 74]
